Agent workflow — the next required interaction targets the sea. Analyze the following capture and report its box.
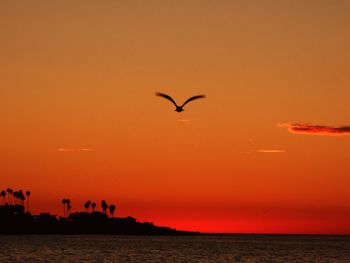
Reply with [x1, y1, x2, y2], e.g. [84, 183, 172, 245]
[0, 235, 349, 262]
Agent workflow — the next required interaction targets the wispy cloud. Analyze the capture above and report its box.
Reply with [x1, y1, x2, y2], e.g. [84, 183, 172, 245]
[57, 148, 95, 152]
[245, 149, 286, 154]
[258, 149, 286, 153]
[246, 139, 286, 154]
[278, 123, 350, 136]
[176, 119, 190, 122]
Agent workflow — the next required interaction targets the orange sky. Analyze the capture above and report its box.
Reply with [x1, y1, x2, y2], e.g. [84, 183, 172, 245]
[1, 1, 350, 234]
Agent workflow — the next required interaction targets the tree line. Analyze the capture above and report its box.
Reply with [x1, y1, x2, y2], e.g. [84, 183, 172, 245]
[2, 188, 117, 218]
[1, 188, 31, 212]
[62, 198, 116, 218]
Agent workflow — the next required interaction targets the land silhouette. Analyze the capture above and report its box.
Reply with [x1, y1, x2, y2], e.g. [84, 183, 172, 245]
[0, 188, 198, 235]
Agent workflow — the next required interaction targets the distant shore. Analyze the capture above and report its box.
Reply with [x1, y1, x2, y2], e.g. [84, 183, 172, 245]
[0, 205, 200, 235]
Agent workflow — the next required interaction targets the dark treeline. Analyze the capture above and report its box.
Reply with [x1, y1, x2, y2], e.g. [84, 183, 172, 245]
[0, 188, 199, 235]
[1, 188, 31, 211]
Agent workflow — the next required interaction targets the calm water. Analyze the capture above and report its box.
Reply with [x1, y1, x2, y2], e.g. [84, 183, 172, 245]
[0, 235, 349, 262]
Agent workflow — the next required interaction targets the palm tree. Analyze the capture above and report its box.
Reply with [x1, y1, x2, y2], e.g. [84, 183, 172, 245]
[101, 200, 108, 214]
[26, 191, 31, 212]
[1, 190, 6, 204]
[19, 192, 25, 206]
[66, 199, 71, 217]
[6, 188, 13, 205]
[91, 202, 96, 212]
[61, 199, 67, 217]
[18, 190, 25, 206]
[109, 204, 116, 218]
[67, 204, 72, 217]
[84, 200, 92, 213]
[13, 191, 18, 205]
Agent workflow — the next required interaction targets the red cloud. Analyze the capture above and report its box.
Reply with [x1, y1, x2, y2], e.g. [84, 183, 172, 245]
[278, 123, 350, 136]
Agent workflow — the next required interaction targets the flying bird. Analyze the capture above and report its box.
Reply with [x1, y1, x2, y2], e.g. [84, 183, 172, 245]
[155, 92, 206, 112]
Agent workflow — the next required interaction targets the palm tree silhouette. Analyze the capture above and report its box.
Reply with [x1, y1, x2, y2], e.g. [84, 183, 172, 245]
[21, 194, 25, 206]
[6, 188, 13, 205]
[26, 191, 31, 212]
[101, 200, 108, 214]
[13, 191, 18, 205]
[1, 190, 6, 205]
[66, 199, 71, 217]
[84, 200, 92, 213]
[67, 204, 72, 217]
[109, 204, 116, 218]
[61, 199, 67, 217]
[61, 199, 71, 217]
[18, 190, 25, 206]
[91, 202, 96, 212]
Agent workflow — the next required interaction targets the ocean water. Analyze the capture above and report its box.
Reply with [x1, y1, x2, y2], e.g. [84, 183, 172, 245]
[0, 235, 349, 262]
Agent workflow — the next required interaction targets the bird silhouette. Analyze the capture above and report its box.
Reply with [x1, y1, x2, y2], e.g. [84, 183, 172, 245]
[156, 92, 206, 112]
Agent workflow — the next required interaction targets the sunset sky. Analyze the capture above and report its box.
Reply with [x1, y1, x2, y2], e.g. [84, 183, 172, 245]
[1, 1, 350, 234]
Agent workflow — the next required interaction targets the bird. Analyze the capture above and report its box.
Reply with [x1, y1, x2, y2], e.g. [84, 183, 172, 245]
[155, 92, 206, 112]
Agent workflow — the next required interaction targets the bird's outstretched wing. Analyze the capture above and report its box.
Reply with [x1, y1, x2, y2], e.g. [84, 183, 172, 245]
[181, 95, 206, 107]
[155, 92, 178, 107]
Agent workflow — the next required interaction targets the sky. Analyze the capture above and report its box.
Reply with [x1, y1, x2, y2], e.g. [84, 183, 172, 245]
[1, 0, 350, 234]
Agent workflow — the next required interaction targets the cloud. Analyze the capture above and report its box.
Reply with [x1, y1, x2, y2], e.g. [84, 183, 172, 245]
[57, 148, 95, 152]
[245, 149, 286, 154]
[258, 149, 286, 153]
[176, 119, 190, 122]
[278, 123, 350, 136]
